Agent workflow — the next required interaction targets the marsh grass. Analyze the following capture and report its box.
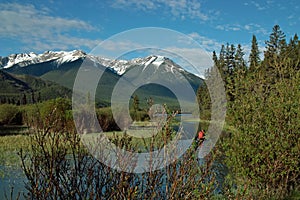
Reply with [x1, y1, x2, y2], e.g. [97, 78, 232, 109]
[0, 135, 30, 167]
[0, 118, 211, 167]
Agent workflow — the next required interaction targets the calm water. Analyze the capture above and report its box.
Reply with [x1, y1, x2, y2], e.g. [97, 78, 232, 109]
[0, 166, 26, 200]
[0, 116, 226, 198]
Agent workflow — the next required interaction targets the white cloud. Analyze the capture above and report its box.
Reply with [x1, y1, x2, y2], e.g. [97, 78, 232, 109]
[243, 1, 268, 11]
[166, 47, 213, 78]
[216, 23, 268, 35]
[216, 24, 241, 32]
[111, 0, 212, 21]
[21, 35, 101, 52]
[0, 3, 99, 53]
[250, 1, 266, 10]
[244, 25, 251, 30]
[246, 23, 268, 35]
[112, 0, 157, 11]
[186, 32, 222, 52]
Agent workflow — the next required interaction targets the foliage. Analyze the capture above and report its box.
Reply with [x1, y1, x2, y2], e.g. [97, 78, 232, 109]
[208, 25, 300, 199]
[22, 98, 74, 132]
[196, 83, 211, 120]
[0, 135, 30, 166]
[0, 104, 22, 125]
[249, 34, 261, 71]
[96, 107, 120, 132]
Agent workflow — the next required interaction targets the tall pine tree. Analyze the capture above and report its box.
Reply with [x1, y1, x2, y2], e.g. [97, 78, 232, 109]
[249, 35, 260, 71]
[264, 25, 286, 65]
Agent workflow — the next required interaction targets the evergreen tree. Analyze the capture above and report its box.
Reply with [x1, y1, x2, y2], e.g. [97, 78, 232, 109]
[286, 34, 300, 70]
[223, 43, 236, 102]
[132, 95, 140, 121]
[262, 25, 287, 80]
[218, 45, 226, 79]
[31, 91, 35, 104]
[230, 44, 247, 102]
[133, 95, 139, 112]
[226, 43, 236, 75]
[37, 92, 41, 103]
[249, 35, 260, 71]
[22, 93, 27, 105]
[196, 84, 211, 119]
[264, 25, 286, 64]
[235, 44, 246, 72]
[212, 51, 218, 67]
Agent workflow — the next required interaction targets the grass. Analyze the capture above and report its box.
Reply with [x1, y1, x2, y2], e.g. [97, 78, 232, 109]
[0, 135, 30, 167]
[0, 134, 31, 178]
[0, 117, 205, 167]
[82, 130, 171, 153]
[0, 129, 157, 168]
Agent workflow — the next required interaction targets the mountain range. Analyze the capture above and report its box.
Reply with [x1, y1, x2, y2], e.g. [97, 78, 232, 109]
[0, 50, 203, 108]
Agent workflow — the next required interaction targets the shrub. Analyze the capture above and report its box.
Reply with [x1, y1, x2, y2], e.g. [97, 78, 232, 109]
[0, 104, 21, 125]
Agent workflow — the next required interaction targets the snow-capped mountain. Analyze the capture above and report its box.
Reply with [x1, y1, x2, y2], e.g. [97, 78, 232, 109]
[0, 50, 203, 108]
[0, 50, 188, 77]
[0, 50, 202, 95]
[0, 50, 86, 69]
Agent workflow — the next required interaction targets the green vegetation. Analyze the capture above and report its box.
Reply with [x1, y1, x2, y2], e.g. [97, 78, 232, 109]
[0, 135, 30, 167]
[0, 104, 22, 125]
[0, 69, 72, 104]
[197, 25, 300, 199]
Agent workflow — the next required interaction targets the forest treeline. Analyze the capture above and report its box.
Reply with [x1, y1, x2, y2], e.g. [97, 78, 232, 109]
[0, 97, 149, 132]
[197, 24, 300, 199]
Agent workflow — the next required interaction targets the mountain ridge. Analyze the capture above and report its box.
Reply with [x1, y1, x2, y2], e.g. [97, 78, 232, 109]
[0, 50, 199, 78]
[0, 50, 204, 109]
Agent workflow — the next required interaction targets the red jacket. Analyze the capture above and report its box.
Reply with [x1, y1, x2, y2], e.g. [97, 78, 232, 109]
[198, 131, 205, 140]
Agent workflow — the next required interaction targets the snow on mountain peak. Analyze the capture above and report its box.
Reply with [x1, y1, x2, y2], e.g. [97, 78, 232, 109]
[3, 52, 38, 68]
[101, 55, 170, 75]
[0, 50, 192, 78]
[54, 50, 86, 66]
[1, 50, 86, 69]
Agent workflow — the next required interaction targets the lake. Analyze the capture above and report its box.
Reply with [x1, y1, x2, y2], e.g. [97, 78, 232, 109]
[0, 166, 26, 199]
[0, 116, 226, 198]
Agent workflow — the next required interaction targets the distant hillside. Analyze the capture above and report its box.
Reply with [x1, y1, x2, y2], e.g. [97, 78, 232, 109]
[0, 69, 31, 93]
[0, 69, 72, 104]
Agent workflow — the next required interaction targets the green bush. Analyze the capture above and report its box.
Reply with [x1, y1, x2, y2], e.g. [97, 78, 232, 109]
[129, 109, 150, 121]
[22, 98, 73, 132]
[0, 104, 22, 125]
[96, 107, 120, 131]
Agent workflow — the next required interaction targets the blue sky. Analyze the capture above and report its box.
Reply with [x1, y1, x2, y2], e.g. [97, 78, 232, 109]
[0, 0, 299, 66]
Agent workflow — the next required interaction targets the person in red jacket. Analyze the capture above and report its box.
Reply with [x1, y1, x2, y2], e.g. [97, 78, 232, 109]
[198, 129, 205, 142]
